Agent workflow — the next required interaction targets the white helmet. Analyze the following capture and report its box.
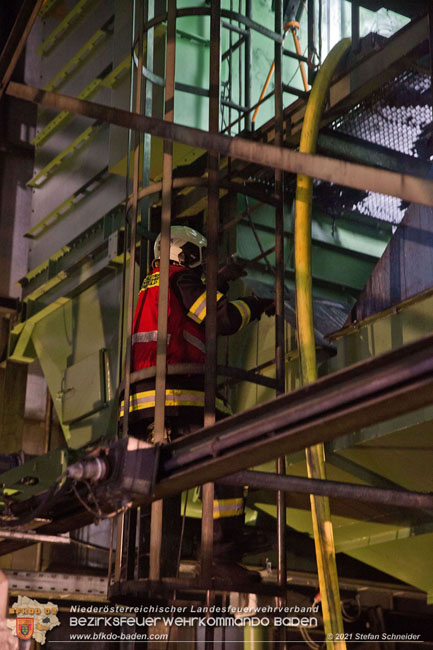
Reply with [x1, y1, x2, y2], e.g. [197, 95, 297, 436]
[154, 226, 207, 268]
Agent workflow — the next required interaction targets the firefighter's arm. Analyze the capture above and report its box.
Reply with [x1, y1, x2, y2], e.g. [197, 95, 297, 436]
[172, 270, 272, 335]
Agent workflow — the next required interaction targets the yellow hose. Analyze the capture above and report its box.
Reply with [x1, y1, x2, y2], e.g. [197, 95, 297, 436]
[295, 38, 351, 650]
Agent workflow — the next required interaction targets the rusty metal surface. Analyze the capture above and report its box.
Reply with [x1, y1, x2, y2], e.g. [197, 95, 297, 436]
[201, 0, 221, 586]
[149, 0, 177, 585]
[7, 81, 433, 208]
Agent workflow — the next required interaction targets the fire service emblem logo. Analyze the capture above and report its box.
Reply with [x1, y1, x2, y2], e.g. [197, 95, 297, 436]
[8, 596, 60, 645]
[16, 618, 34, 640]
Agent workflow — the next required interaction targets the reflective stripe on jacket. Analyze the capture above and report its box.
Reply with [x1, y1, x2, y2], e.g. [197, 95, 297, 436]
[132, 265, 206, 370]
[120, 388, 232, 417]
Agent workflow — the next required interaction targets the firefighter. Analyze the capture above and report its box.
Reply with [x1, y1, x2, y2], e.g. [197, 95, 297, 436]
[123, 225, 274, 582]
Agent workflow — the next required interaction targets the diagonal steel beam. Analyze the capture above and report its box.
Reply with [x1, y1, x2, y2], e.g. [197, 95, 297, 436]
[156, 330, 433, 498]
[0, 0, 45, 101]
[218, 470, 433, 510]
[6, 81, 433, 208]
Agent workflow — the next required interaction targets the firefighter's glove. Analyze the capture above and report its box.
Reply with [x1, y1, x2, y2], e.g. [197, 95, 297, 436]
[254, 298, 276, 317]
[218, 262, 247, 283]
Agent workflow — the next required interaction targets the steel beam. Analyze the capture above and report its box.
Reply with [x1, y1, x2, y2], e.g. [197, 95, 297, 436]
[4, 333, 433, 557]
[218, 470, 433, 510]
[149, 0, 177, 585]
[156, 331, 433, 498]
[0, 0, 45, 100]
[7, 81, 433, 208]
[274, 0, 287, 608]
[0, 530, 69, 544]
[317, 130, 432, 178]
[201, 0, 221, 591]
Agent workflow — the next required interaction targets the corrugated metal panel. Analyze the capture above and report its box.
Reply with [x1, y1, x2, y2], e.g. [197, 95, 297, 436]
[345, 201, 433, 324]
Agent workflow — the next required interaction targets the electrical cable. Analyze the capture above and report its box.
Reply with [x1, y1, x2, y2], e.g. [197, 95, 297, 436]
[299, 599, 325, 649]
[341, 594, 362, 623]
[71, 482, 103, 521]
[70, 479, 129, 523]
[300, 624, 324, 650]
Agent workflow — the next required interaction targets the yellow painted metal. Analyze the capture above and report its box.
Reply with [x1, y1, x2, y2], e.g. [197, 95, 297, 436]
[28, 123, 103, 187]
[40, 0, 60, 18]
[44, 28, 110, 92]
[31, 54, 132, 148]
[244, 622, 266, 648]
[25, 170, 109, 239]
[31, 78, 103, 147]
[37, 0, 99, 56]
[295, 38, 352, 650]
[9, 297, 70, 363]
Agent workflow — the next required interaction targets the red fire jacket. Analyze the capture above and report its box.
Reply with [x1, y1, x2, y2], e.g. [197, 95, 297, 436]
[122, 264, 263, 419]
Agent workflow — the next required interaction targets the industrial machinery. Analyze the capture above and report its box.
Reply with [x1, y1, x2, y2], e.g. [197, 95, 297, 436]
[0, 0, 433, 647]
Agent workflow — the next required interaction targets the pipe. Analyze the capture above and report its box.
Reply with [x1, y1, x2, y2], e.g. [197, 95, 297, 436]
[218, 470, 433, 510]
[295, 37, 351, 650]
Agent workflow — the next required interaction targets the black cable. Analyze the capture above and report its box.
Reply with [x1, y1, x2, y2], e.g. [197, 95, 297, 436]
[71, 482, 102, 521]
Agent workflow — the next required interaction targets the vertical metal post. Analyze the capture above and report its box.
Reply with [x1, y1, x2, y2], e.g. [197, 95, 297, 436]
[351, 0, 360, 52]
[274, 0, 287, 614]
[115, 0, 143, 582]
[143, 0, 155, 280]
[201, 0, 221, 593]
[244, 0, 252, 132]
[326, 0, 331, 55]
[149, 0, 176, 581]
[307, 0, 316, 85]
[429, 1, 433, 124]
[121, 0, 144, 586]
[114, 510, 126, 582]
[35, 388, 53, 572]
[244, 623, 266, 649]
[340, 0, 346, 38]
[139, 0, 153, 565]
[122, 0, 144, 439]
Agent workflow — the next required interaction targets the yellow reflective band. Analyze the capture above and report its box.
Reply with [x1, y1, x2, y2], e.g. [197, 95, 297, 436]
[231, 299, 251, 330]
[119, 389, 232, 417]
[120, 389, 205, 416]
[139, 273, 160, 293]
[213, 498, 244, 519]
[188, 291, 207, 323]
[188, 290, 223, 324]
[183, 330, 206, 353]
